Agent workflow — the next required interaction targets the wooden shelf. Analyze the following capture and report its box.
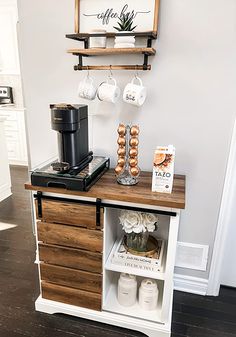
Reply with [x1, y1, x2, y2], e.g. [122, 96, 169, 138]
[67, 47, 156, 57]
[66, 31, 157, 41]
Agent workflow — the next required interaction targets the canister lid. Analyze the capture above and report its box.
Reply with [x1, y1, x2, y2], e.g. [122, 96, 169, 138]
[119, 273, 137, 283]
[140, 279, 158, 292]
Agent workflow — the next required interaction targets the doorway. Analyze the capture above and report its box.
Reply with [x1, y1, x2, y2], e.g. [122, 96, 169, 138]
[208, 117, 236, 295]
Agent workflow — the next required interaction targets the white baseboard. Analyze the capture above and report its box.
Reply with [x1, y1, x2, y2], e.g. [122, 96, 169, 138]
[174, 274, 208, 295]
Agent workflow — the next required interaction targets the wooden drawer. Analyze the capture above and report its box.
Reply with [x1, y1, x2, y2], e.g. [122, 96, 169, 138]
[41, 281, 101, 311]
[35, 198, 103, 230]
[40, 263, 102, 294]
[38, 243, 102, 273]
[37, 221, 103, 252]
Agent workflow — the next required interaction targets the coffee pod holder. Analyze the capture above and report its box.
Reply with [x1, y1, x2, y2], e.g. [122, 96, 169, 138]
[115, 124, 140, 186]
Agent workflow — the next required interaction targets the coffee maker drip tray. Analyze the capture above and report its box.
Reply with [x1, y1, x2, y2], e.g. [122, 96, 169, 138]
[31, 156, 110, 191]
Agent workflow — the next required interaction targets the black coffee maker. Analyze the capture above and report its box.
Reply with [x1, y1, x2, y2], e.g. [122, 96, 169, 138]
[50, 104, 92, 172]
[30, 104, 109, 191]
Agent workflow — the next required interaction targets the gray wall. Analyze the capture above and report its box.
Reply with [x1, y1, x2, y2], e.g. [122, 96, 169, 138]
[18, 0, 236, 279]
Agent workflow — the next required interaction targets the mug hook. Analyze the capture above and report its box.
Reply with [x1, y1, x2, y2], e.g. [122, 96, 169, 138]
[135, 65, 139, 79]
[87, 66, 90, 77]
[109, 65, 113, 79]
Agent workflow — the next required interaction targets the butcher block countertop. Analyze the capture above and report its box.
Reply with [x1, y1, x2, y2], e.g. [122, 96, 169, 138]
[25, 170, 186, 209]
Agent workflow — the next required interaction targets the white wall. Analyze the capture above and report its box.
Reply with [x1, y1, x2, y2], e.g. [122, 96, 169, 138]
[17, 0, 236, 279]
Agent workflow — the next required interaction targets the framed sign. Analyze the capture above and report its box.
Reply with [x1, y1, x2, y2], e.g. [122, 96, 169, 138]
[75, 0, 160, 34]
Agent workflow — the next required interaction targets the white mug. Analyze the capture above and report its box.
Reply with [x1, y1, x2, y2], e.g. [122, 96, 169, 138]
[97, 77, 121, 103]
[78, 75, 97, 100]
[123, 76, 147, 107]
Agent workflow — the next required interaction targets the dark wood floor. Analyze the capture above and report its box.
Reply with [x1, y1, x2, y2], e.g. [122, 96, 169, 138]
[0, 166, 235, 337]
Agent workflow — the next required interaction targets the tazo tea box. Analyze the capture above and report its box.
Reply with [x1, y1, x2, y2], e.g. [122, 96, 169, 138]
[152, 145, 175, 193]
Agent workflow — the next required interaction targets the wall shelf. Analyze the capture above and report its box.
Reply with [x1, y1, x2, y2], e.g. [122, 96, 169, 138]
[67, 47, 156, 57]
[66, 31, 157, 41]
[66, 31, 157, 71]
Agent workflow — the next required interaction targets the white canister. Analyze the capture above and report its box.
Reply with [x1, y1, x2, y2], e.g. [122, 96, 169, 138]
[90, 29, 107, 48]
[118, 273, 137, 307]
[139, 279, 159, 311]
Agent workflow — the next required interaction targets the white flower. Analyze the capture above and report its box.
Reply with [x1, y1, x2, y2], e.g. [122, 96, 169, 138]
[142, 213, 158, 232]
[119, 210, 145, 234]
[119, 210, 158, 234]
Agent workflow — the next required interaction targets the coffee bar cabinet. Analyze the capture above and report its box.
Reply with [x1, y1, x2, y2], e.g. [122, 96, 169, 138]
[25, 170, 185, 337]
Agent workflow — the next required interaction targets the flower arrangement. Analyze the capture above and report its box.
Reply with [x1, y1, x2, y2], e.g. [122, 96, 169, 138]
[119, 210, 158, 234]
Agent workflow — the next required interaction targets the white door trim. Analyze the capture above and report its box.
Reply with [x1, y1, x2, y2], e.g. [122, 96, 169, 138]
[207, 116, 236, 295]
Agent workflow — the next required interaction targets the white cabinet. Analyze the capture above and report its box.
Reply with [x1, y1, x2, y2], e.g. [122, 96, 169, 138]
[26, 173, 186, 337]
[0, 1, 20, 74]
[0, 118, 11, 201]
[0, 109, 27, 165]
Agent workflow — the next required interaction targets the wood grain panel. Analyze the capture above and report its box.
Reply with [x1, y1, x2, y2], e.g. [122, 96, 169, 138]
[26, 170, 186, 209]
[37, 222, 103, 252]
[36, 198, 103, 230]
[40, 263, 102, 294]
[38, 243, 102, 273]
[41, 281, 101, 311]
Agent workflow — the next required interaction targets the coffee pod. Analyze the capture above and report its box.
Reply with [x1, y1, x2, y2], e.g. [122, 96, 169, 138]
[115, 165, 124, 175]
[129, 148, 138, 158]
[129, 137, 139, 147]
[117, 147, 126, 156]
[118, 124, 126, 136]
[130, 125, 140, 136]
[118, 158, 125, 166]
[130, 166, 140, 177]
[117, 137, 126, 146]
[129, 158, 138, 167]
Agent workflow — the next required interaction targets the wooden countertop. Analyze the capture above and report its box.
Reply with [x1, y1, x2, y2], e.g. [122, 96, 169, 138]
[25, 170, 186, 210]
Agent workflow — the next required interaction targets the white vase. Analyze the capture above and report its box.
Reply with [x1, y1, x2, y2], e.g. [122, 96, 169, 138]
[114, 32, 135, 48]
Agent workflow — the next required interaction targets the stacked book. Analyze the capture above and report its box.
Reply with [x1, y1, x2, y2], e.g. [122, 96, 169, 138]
[110, 236, 165, 273]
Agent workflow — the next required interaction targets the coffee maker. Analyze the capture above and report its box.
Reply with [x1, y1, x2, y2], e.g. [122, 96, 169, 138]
[50, 104, 92, 172]
[31, 104, 109, 191]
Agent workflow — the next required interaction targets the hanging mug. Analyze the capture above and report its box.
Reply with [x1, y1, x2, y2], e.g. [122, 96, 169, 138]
[97, 76, 121, 104]
[123, 76, 147, 107]
[78, 75, 97, 100]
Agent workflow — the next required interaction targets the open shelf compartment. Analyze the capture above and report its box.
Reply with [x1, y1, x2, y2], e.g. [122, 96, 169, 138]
[103, 271, 164, 324]
[105, 236, 167, 280]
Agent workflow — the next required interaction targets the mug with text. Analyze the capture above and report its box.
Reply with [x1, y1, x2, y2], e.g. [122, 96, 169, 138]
[123, 76, 147, 107]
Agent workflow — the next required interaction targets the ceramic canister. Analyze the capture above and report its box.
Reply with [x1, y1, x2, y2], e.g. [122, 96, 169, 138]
[139, 279, 159, 311]
[89, 29, 107, 48]
[118, 273, 137, 307]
